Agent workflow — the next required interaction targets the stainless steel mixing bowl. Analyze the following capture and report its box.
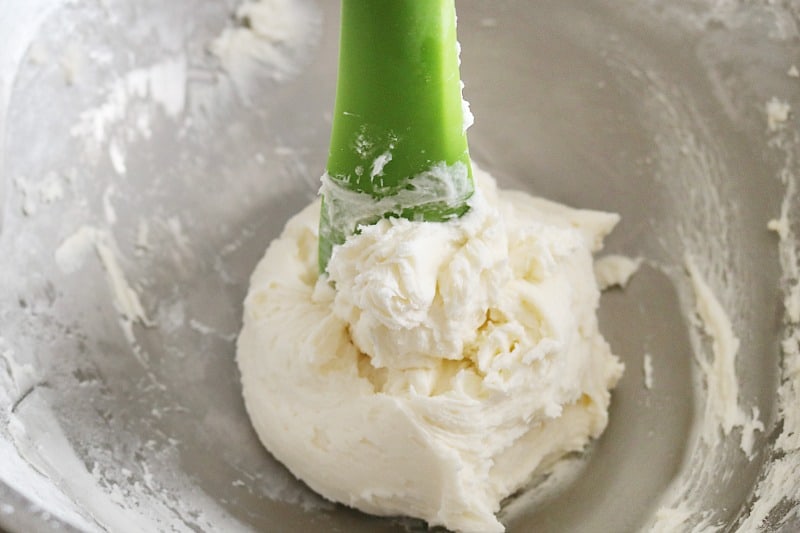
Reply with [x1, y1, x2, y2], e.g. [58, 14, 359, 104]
[1, 1, 798, 531]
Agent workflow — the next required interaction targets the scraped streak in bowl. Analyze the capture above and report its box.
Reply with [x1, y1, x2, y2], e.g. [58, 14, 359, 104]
[620, 3, 800, 530]
[0, 0, 327, 531]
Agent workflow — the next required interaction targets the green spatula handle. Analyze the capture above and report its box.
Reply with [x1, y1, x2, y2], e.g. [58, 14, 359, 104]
[319, 0, 474, 272]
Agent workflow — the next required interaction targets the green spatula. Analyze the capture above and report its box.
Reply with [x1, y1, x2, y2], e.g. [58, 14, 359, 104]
[318, 0, 474, 272]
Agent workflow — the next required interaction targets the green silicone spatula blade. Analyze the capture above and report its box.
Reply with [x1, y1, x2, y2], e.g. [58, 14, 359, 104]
[319, 0, 474, 272]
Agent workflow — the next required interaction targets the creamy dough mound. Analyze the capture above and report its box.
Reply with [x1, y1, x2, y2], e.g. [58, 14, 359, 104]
[237, 168, 624, 533]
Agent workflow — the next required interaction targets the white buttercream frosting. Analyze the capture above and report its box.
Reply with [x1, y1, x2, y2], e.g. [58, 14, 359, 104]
[237, 167, 624, 532]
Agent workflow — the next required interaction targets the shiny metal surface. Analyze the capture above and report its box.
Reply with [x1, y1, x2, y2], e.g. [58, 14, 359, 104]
[0, 1, 798, 531]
